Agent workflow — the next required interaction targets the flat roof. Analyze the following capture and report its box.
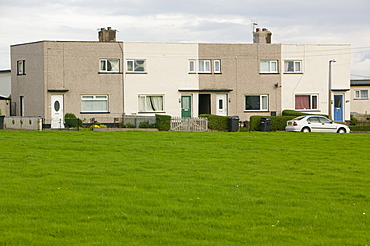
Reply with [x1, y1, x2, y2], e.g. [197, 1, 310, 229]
[351, 79, 370, 86]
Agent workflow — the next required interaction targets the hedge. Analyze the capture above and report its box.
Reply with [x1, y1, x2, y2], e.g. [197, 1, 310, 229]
[155, 114, 171, 131]
[349, 125, 370, 132]
[282, 109, 328, 118]
[199, 114, 229, 131]
[249, 116, 296, 131]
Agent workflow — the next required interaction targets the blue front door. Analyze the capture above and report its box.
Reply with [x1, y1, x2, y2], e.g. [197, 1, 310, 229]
[334, 95, 343, 122]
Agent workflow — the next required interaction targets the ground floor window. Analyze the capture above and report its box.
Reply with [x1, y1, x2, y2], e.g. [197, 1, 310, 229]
[245, 95, 268, 111]
[81, 95, 108, 112]
[295, 95, 318, 110]
[355, 90, 368, 99]
[139, 95, 164, 112]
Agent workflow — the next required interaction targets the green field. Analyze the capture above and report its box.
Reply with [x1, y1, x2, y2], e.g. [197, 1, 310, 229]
[0, 131, 369, 245]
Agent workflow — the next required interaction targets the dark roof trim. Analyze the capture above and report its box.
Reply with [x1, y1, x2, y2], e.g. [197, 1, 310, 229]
[351, 79, 370, 86]
[48, 89, 69, 93]
[178, 89, 233, 92]
[0, 95, 11, 100]
[11, 40, 123, 47]
[0, 69, 11, 73]
[331, 89, 350, 91]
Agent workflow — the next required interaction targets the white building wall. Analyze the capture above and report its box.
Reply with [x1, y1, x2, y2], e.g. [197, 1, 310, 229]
[123, 42, 199, 117]
[281, 44, 351, 121]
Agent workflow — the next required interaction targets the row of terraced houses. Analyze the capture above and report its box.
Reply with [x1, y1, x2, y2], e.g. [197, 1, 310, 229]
[9, 27, 352, 128]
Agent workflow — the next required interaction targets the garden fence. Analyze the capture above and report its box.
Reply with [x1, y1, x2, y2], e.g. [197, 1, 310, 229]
[4, 116, 43, 131]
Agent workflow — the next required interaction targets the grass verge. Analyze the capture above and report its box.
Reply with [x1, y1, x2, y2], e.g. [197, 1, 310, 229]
[0, 131, 369, 245]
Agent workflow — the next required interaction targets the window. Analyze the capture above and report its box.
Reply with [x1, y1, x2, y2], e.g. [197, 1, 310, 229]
[17, 60, 25, 75]
[214, 60, 221, 73]
[199, 60, 211, 73]
[81, 95, 108, 113]
[189, 60, 196, 73]
[284, 60, 302, 73]
[127, 60, 146, 73]
[139, 95, 164, 112]
[260, 60, 278, 73]
[245, 95, 268, 111]
[100, 59, 119, 72]
[355, 90, 368, 99]
[295, 95, 318, 110]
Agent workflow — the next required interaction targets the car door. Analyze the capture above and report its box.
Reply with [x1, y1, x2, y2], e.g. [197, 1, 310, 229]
[306, 116, 322, 132]
[318, 117, 337, 133]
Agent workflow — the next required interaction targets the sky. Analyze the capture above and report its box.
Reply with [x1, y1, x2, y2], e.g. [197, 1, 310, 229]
[0, 0, 369, 78]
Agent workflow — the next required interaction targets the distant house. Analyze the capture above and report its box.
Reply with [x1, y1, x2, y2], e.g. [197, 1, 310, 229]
[10, 27, 351, 128]
[0, 69, 11, 115]
[0, 69, 11, 97]
[350, 79, 370, 115]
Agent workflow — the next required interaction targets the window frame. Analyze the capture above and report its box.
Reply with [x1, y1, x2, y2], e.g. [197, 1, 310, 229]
[354, 90, 368, 99]
[295, 94, 318, 110]
[260, 60, 278, 74]
[99, 59, 120, 73]
[244, 95, 269, 111]
[198, 60, 211, 73]
[284, 60, 302, 73]
[17, 60, 26, 75]
[214, 60, 221, 74]
[81, 95, 109, 113]
[138, 94, 164, 113]
[126, 59, 146, 73]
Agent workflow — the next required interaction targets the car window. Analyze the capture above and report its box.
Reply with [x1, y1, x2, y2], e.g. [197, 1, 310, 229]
[294, 116, 305, 121]
[307, 117, 320, 123]
[318, 117, 331, 124]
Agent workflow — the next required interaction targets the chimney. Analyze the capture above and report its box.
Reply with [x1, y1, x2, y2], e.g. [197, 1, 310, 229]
[253, 28, 272, 44]
[98, 27, 117, 42]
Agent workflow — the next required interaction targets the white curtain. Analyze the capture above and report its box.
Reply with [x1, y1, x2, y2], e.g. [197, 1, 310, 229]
[109, 59, 119, 72]
[139, 96, 163, 112]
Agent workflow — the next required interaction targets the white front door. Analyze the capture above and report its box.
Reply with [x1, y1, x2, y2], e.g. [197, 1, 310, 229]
[51, 95, 64, 128]
[216, 94, 228, 116]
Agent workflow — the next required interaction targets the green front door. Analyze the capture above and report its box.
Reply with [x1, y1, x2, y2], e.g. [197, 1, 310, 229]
[181, 96, 192, 118]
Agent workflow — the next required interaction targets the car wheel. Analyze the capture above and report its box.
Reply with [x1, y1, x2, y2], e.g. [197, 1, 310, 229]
[301, 127, 311, 132]
[337, 128, 346, 133]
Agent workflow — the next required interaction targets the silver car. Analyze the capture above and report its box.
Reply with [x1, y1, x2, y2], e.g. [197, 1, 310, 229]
[285, 116, 350, 133]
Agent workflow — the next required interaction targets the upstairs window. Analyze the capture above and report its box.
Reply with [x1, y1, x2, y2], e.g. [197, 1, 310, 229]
[355, 90, 368, 99]
[214, 60, 221, 73]
[127, 60, 146, 73]
[260, 60, 278, 73]
[189, 60, 196, 73]
[100, 59, 119, 73]
[139, 95, 164, 112]
[245, 95, 268, 111]
[295, 95, 318, 110]
[17, 60, 25, 75]
[81, 95, 108, 113]
[284, 60, 302, 73]
[199, 60, 211, 73]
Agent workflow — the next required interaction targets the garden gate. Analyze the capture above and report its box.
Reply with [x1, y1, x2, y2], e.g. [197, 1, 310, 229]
[171, 117, 208, 132]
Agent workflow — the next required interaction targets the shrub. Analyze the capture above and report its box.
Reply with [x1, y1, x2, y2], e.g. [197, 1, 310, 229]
[199, 114, 229, 131]
[124, 123, 136, 128]
[156, 115, 171, 131]
[139, 121, 156, 128]
[350, 116, 358, 125]
[64, 113, 82, 128]
[249, 116, 296, 131]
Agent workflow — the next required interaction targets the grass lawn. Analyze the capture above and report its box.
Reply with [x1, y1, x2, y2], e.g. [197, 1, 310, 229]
[0, 130, 369, 245]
